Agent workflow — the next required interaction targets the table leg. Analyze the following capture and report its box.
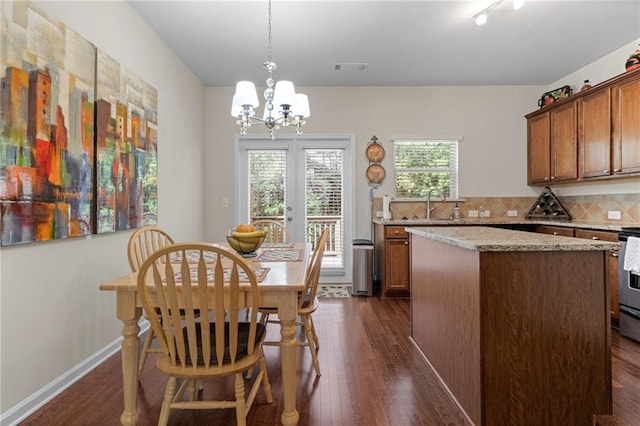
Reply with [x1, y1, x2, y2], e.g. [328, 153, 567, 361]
[279, 291, 299, 426]
[117, 290, 142, 426]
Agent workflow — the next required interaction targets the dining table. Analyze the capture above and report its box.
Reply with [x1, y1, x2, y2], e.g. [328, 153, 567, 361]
[99, 241, 310, 426]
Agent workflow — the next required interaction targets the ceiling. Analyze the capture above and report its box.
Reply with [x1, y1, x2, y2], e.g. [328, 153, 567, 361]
[128, 0, 640, 87]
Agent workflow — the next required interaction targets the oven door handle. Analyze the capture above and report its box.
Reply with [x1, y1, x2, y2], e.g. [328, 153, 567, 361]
[620, 305, 640, 322]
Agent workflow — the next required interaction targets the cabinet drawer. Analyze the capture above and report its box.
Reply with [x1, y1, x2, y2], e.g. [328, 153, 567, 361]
[574, 228, 618, 242]
[385, 226, 409, 239]
[536, 225, 575, 237]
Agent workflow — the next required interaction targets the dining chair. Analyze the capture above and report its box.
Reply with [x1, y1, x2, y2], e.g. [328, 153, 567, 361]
[259, 227, 329, 376]
[250, 219, 290, 243]
[137, 242, 273, 426]
[128, 225, 202, 380]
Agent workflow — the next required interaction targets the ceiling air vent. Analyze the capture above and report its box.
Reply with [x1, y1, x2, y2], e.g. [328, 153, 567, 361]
[333, 63, 368, 72]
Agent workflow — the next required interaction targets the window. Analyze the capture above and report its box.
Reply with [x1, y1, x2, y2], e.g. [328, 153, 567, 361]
[247, 150, 286, 221]
[393, 139, 459, 199]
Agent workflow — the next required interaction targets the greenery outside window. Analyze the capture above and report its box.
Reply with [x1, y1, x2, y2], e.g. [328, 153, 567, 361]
[393, 139, 459, 199]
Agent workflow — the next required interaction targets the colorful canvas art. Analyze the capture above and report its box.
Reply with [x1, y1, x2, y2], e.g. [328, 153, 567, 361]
[95, 50, 158, 233]
[0, 2, 95, 245]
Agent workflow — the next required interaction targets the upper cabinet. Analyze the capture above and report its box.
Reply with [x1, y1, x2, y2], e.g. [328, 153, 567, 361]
[612, 75, 640, 175]
[527, 102, 578, 184]
[526, 68, 640, 185]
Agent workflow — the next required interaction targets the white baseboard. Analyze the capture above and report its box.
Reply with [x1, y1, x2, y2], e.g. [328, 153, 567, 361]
[0, 322, 150, 426]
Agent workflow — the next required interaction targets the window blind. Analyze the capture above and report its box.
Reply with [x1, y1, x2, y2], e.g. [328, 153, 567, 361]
[393, 139, 459, 199]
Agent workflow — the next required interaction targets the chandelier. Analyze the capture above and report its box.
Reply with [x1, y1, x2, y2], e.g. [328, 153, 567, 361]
[231, 0, 310, 140]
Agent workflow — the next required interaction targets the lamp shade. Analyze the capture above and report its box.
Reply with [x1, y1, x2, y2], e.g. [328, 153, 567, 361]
[273, 81, 296, 108]
[293, 94, 310, 118]
[233, 81, 259, 107]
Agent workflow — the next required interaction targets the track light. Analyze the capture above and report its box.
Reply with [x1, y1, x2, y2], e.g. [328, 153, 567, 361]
[473, 0, 524, 26]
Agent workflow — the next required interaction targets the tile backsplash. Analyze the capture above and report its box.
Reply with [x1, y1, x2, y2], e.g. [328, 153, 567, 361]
[373, 193, 639, 226]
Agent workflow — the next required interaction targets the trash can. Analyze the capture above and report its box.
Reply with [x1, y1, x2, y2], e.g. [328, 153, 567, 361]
[352, 239, 373, 296]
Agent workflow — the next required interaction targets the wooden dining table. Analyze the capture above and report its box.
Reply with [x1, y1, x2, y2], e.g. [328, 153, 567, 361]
[99, 242, 310, 426]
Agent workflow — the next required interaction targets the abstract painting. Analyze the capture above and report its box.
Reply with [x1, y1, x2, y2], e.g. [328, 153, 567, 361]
[95, 50, 158, 233]
[0, 1, 95, 245]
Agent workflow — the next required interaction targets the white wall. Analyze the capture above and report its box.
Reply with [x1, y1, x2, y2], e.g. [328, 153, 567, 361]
[547, 38, 640, 196]
[206, 85, 545, 240]
[207, 82, 639, 242]
[0, 0, 206, 419]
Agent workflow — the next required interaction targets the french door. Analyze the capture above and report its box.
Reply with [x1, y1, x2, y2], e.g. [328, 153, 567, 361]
[235, 135, 354, 281]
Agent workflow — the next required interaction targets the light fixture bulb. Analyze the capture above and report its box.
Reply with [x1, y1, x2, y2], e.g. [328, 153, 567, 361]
[475, 13, 488, 25]
[513, 0, 525, 10]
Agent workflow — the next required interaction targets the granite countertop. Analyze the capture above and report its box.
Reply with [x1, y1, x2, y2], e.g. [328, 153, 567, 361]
[373, 218, 629, 231]
[407, 226, 620, 252]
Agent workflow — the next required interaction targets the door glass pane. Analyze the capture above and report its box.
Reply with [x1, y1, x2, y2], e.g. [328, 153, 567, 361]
[305, 149, 344, 269]
[247, 150, 286, 222]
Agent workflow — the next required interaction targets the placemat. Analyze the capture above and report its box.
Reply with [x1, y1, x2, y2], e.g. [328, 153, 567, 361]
[163, 251, 218, 264]
[256, 248, 303, 262]
[170, 267, 270, 283]
[262, 242, 295, 249]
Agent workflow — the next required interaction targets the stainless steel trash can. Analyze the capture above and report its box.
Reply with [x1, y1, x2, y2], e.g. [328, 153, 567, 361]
[352, 239, 373, 296]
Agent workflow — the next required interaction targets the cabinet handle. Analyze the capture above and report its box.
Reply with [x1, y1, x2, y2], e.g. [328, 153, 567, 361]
[603, 169, 609, 173]
[592, 236, 599, 240]
[550, 176, 555, 180]
[614, 169, 621, 173]
[404, 241, 408, 245]
[394, 230, 399, 235]
[611, 252, 619, 258]
[553, 232, 559, 235]
[545, 177, 550, 181]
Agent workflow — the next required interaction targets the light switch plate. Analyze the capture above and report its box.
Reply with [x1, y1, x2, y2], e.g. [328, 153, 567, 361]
[608, 210, 621, 220]
[479, 210, 491, 218]
[376, 211, 383, 218]
[507, 210, 518, 217]
[468, 210, 479, 218]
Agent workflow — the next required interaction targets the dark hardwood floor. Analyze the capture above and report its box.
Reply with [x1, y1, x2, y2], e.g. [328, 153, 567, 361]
[21, 296, 640, 426]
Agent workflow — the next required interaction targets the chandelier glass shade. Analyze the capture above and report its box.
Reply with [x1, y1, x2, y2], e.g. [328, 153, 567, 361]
[231, 0, 310, 139]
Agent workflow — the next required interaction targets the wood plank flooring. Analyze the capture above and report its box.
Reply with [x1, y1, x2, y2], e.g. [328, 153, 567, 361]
[20, 296, 640, 426]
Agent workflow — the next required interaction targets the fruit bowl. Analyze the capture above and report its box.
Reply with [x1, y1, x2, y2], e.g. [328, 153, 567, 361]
[226, 230, 268, 257]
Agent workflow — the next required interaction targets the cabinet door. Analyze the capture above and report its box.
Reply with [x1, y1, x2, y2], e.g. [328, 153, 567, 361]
[550, 102, 578, 182]
[527, 113, 551, 184]
[385, 239, 409, 293]
[612, 76, 640, 175]
[579, 89, 612, 178]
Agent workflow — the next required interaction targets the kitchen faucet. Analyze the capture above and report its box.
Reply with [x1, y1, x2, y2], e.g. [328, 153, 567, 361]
[427, 188, 445, 219]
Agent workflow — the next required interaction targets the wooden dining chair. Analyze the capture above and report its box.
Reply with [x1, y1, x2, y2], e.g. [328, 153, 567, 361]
[128, 225, 201, 380]
[259, 227, 329, 376]
[250, 219, 290, 243]
[137, 242, 273, 426]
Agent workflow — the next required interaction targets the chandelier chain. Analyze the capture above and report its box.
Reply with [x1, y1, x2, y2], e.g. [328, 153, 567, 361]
[267, 0, 272, 64]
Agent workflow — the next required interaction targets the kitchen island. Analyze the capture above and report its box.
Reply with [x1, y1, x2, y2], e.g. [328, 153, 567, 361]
[408, 226, 619, 426]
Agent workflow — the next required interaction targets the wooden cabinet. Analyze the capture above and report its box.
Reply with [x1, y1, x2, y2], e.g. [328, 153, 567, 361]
[374, 224, 410, 298]
[579, 88, 612, 178]
[527, 103, 577, 184]
[574, 229, 620, 322]
[527, 68, 640, 185]
[612, 75, 640, 175]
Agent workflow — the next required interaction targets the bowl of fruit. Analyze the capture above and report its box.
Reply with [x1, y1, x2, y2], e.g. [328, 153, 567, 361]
[226, 224, 268, 257]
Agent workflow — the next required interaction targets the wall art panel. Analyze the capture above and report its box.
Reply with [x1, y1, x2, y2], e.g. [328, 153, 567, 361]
[0, 1, 95, 245]
[95, 49, 158, 233]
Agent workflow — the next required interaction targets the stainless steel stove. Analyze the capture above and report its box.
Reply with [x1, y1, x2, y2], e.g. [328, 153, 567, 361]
[619, 227, 640, 342]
